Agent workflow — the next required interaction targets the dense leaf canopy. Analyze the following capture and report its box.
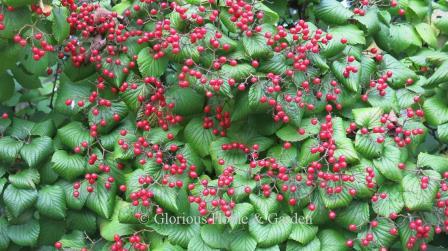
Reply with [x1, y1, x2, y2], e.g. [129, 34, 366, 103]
[1, 0, 448, 250]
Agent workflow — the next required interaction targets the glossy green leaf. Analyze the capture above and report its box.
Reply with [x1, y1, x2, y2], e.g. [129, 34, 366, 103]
[137, 48, 169, 77]
[184, 117, 216, 157]
[7, 219, 40, 247]
[248, 214, 293, 247]
[85, 174, 117, 219]
[36, 185, 67, 220]
[402, 170, 440, 211]
[249, 193, 279, 221]
[314, 0, 352, 25]
[372, 184, 404, 217]
[20, 136, 53, 167]
[51, 150, 85, 181]
[52, 7, 70, 43]
[3, 185, 37, 218]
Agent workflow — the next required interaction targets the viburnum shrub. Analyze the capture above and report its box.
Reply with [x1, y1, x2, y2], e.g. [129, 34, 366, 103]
[1, 0, 448, 250]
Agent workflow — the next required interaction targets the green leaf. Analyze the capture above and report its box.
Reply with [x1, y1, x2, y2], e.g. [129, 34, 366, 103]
[37, 217, 65, 246]
[220, 64, 256, 81]
[267, 145, 297, 167]
[372, 184, 404, 217]
[184, 117, 216, 157]
[144, 125, 181, 145]
[59, 230, 86, 249]
[36, 185, 66, 220]
[9, 168, 40, 189]
[253, 3, 279, 24]
[346, 160, 377, 199]
[314, 0, 353, 25]
[318, 229, 348, 251]
[303, 192, 329, 225]
[423, 93, 448, 126]
[20, 136, 53, 167]
[425, 61, 448, 88]
[166, 87, 204, 116]
[332, 59, 361, 93]
[151, 185, 179, 213]
[232, 174, 257, 202]
[355, 133, 384, 159]
[0, 218, 10, 250]
[31, 120, 56, 137]
[367, 88, 399, 113]
[415, 23, 438, 48]
[402, 170, 440, 211]
[230, 231, 257, 251]
[99, 200, 135, 241]
[277, 93, 304, 127]
[52, 7, 70, 43]
[88, 102, 128, 133]
[229, 203, 254, 229]
[248, 81, 270, 112]
[329, 24, 366, 44]
[62, 180, 88, 210]
[169, 36, 200, 63]
[231, 91, 251, 121]
[248, 214, 293, 247]
[417, 152, 448, 174]
[6, 118, 35, 140]
[258, 54, 288, 75]
[54, 80, 91, 115]
[7, 219, 40, 247]
[210, 138, 247, 171]
[434, 10, 448, 34]
[51, 150, 85, 181]
[438, 123, 448, 143]
[124, 168, 147, 198]
[0, 72, 15, 102]
[353, 7, 380, 35]
[0, 136, 23, 163]
[249, 193, 279, 221]
[188, 235, 219, 251]
[373, 144, 403, 182]
[57, 122, 92, 149]
[360, 56, 377, 85]
[219, 10, 238, 33]
[0, 8, 31, 39]
[404, 0, 425, 20]
[242, 34, 273, 59]
[85, 174, 117, 219]
[389, 24, 422, 54]
[358, 218, 397, 248]
[319, 184, 353, 210]
[200, 224, 230, 249]
[150, 221, 200, 248]
[381, 54, 417, 89]
[389, 23, 421, 54]
[286, 238, 320, 251]
[321, 25, 365, 58]
[3, 185, 37, 218]
[2, 0, 36, 7]
[335, 201, 370, 229]
[120, 82, 150, 111]
[137, 48, 169, 77]
[334, 137, 359, 164]
[289, 224, 318, 245]
[117, 201, 141, 224]
[352, 107, 383, 129]
[297, 138, 320, 167]
[67, 210, 97, 234]
[276, 121, 319, 142]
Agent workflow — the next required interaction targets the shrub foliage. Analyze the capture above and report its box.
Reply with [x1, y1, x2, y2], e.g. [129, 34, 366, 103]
[1, 0, 448, 250]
